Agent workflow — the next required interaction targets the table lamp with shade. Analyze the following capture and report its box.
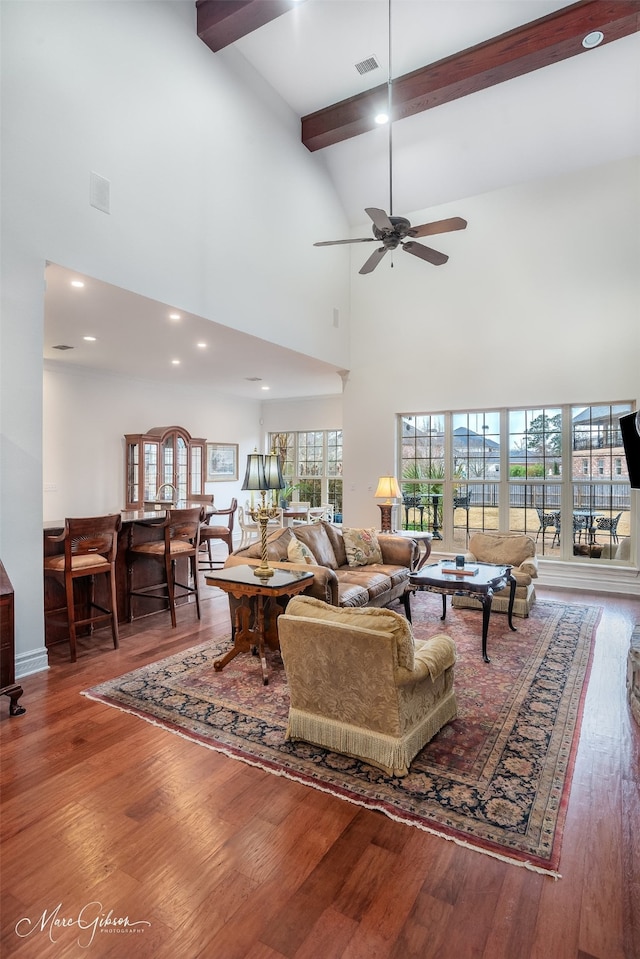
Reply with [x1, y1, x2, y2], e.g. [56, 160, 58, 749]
[241, 451, 286, 577]
[375, 475, 401, 532]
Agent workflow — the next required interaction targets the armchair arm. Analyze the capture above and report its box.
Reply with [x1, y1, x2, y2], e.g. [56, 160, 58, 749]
[519, 555, 539, 578]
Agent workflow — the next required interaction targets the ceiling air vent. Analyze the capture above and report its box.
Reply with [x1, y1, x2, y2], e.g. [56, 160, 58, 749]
[355, 55, 380, 76]
[52, 344, 74, 350]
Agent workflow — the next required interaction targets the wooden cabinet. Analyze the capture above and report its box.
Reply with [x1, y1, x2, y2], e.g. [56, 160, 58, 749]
[0, 560, 25, 716]
[124, 426, 206, 510]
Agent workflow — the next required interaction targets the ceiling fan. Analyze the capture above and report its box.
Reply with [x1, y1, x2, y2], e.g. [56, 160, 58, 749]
[314, 0, 467, 275]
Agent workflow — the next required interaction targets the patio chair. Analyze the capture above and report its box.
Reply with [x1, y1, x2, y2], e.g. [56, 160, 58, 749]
[551, 512, 589, 546]
[596, 511, 623, 544]
[534, 507, 560, 542]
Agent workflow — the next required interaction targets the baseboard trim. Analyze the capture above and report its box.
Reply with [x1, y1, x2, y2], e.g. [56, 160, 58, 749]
[15, 647, 49, 679]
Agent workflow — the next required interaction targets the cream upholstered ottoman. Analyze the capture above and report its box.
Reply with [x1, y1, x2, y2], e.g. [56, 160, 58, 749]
[451, 531, 538, 618]
[277, 595, 457, 777]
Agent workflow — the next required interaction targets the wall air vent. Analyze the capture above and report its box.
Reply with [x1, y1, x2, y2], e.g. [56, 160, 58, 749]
[52, 344, 74, 350]
[355, 55, 380, 76]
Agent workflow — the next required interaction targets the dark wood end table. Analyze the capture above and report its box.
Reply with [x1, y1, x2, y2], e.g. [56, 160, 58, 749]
[205, 565, 314, 684]
[409, 560, 516, 663]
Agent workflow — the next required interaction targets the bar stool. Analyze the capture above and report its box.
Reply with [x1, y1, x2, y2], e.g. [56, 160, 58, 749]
[44, 514, 122, 662]
[127, 507, 202, 627]
[199, 498, 237, 570]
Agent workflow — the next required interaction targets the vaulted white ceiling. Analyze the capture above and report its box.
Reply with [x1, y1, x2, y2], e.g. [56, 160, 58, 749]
[44, 1, 639, 397]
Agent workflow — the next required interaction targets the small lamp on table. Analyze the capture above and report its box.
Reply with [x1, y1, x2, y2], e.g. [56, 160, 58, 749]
[375, 475, 401, 533]
[241, 451, 286, 577]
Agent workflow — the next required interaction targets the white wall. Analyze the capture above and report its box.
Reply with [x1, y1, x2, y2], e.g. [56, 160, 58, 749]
[1, 1, 351, 676]
[340, 158, 640, 532]
[43, 364, 261, 522]
[261, 395, 343, 438]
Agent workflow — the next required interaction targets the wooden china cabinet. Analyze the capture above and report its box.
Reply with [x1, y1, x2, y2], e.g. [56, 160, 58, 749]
[124, 426, 206, 510]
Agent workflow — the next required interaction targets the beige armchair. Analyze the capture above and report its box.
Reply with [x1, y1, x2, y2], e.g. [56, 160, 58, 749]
[277, 595, 457, 777]
[451, 531, 538, 617]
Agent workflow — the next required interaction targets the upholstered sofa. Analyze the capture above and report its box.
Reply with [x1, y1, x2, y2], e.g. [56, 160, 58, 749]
[225, 521, 419, 615]
[278, 595, 457, 776]
[451, 531, 538, 617]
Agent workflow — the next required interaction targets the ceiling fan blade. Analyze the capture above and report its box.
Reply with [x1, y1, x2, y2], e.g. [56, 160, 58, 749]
[314, 237, 376, 246]
[402, 241, 449, 266]
[359, 247, 387, 275]
[365, 207, 394, 232]
[408, 217, 468, 238]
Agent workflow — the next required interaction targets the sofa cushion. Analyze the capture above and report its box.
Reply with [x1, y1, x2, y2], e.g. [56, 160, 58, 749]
[342, 527, 383, 567]
[287, 537, 316, 565]
[335, 580, 370, 608]
[292, 523, 339, 569]
[285, 595, 415, 670]
[244, 526, 294, 560]
[335, 568, 391, 601]
[324, 522, 347, 567]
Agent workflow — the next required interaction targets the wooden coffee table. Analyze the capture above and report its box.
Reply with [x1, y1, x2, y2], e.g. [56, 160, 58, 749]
[205, 564, 314, 684]
[409, 560, 516, 663]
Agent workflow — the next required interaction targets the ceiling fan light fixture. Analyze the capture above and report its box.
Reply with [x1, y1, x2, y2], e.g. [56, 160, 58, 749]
[582, 30, 604, 49]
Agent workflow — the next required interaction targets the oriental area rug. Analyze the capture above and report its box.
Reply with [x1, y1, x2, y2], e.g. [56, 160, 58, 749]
[83, 597, 601, 878]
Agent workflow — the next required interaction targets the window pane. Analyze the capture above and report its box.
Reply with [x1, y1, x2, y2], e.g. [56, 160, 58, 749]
[509, 408, 562, 478]
[298, 431, 323, 476]
[452, 411, 500, 480]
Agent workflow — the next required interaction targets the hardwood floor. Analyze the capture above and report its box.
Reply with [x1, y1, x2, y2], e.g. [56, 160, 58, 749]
[1, 578, 638, 959]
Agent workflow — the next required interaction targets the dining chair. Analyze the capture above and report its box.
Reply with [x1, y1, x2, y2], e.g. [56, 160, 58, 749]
[127, 507, 202, 627]
[289, 502, 311, 525]
[44, 514, 122, 662]
[199, 498, 238, 569]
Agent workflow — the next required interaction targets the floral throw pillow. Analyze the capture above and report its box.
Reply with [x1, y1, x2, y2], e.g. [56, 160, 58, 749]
[342, 527, 383, 567]
[287, 537, 317, 565]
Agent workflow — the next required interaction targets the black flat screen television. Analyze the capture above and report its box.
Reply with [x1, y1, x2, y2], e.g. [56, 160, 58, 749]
[620, 411, 640, 489]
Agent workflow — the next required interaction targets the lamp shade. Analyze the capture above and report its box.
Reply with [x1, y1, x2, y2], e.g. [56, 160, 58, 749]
[241, 452, 268, 491]
[263, 453, 285, 491]
[375, 476, 401, 500]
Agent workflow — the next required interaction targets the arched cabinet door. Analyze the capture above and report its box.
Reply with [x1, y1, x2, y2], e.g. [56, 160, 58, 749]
[124, 426, 206, 509]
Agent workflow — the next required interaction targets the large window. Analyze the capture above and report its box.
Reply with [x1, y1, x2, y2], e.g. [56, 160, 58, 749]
[400, 404, 634, 563]
[269, 430, 343, 519]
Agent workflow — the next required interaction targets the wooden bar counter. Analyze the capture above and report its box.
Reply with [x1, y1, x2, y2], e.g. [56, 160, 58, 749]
[44, 508, 202, 648]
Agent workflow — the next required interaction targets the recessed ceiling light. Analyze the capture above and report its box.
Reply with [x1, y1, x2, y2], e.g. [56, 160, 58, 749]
[171, 359, 180, 365]
[375, 112, 389, 125]
[197, 342, 207, 349]
[83, 336, 97, 342]
[261, 385, 270, 391]
[582, 30, 604, 49]
[169, 312, 181, 321]
[71, 280, 84, 288]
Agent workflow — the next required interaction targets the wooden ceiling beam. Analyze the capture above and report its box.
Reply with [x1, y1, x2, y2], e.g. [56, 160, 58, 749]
[302, 1, 640, 152]
[196, 0, 303, 53]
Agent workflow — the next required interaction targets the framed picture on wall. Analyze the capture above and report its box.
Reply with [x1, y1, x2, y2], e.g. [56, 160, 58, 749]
[206, 443, 238, 482]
